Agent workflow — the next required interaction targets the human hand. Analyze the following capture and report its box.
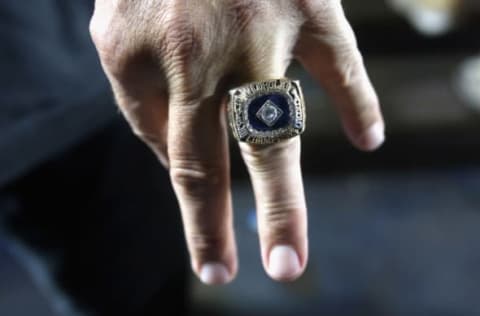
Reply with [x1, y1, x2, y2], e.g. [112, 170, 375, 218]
[90, 0, 385, 285]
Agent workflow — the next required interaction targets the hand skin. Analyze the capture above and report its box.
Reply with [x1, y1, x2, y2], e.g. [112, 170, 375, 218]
[90, 0, 385, 285]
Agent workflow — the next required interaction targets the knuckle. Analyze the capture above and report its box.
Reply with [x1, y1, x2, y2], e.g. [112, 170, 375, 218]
[89, 11, 117, 56]
[160, 8, 200, 66]
[262, 206, 302, 241]
[187, 233, 226, 258]
[88, 19, 101, 47]
[89, 21, 126, 75]
[297, 0, 339, 22]
[131, 127, 164, 147]
[337, 50, 364, 88]
[325, 47, 364, 90]
[226, 0, 260, 32]
[164, 25, 198, 62]
[90, 5, 162, 79]
[170, 163, 224, 196]
[240, 140, 295, 173]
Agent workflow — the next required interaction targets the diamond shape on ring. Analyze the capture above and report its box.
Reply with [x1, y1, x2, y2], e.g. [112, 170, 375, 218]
[256, 100, 283, 127]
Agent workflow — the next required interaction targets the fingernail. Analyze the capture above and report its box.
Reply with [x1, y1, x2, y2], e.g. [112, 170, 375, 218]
[200, 262, 231, 285]
[357, 122, 385, 151]
[268, 245, 301, 281]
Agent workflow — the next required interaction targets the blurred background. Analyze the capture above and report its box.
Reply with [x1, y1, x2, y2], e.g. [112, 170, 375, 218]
[1, 0, 480, 315]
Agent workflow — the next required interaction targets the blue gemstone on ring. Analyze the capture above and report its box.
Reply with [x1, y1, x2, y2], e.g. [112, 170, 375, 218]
[247, 94, 291, 131]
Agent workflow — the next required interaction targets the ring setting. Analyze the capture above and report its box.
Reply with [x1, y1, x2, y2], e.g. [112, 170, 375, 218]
[228, 79, 306, 144]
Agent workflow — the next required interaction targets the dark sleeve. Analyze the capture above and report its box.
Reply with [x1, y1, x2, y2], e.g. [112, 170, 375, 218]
[0, 0, 115, 187]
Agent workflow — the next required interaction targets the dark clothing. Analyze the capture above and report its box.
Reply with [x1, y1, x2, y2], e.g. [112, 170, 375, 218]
[0, 1, 113, 186]
[0, 1, 188, 315]
[1, 120, 188, 315]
